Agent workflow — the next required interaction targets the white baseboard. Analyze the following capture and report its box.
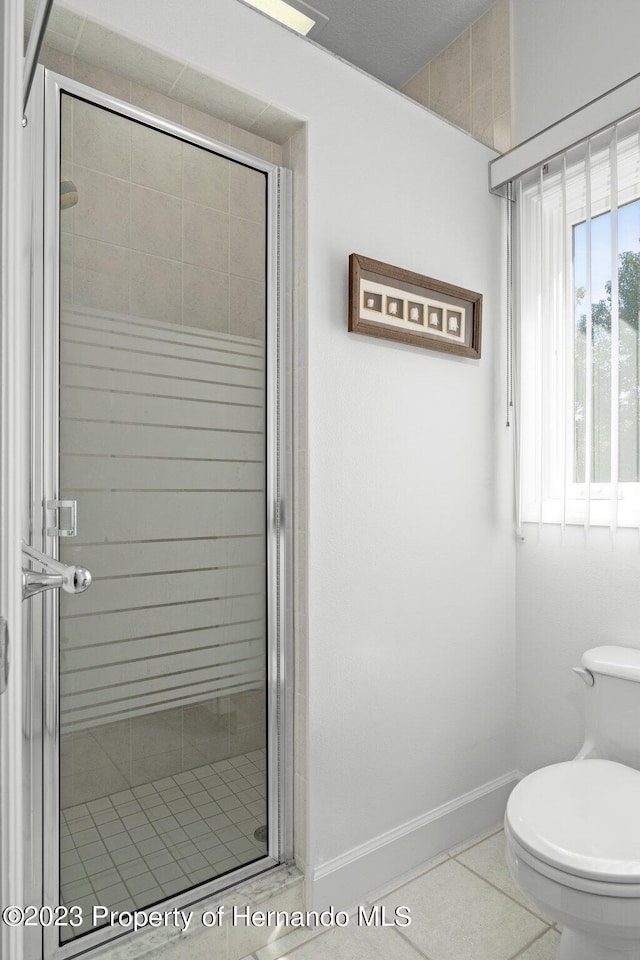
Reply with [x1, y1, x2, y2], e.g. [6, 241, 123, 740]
[308, 770, 520, 911]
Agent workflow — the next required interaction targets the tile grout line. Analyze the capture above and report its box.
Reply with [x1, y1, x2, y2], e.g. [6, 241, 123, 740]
[246, 826, 540, 960]
[507, 925, 555, 959]
[445, 824, 504, 858]
[366, 826, 503, 905]
[366, 855, 450, 903]
[453, 857, 553, 927]
[61, 749, 267, 938]
[393, 923, 436, 960]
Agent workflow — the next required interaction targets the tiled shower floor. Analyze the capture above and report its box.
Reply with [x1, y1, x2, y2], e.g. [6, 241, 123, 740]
[60, 748, 267, 938]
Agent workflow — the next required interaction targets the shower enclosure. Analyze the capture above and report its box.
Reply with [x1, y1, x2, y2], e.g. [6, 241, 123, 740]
[16, 66, 292, 959]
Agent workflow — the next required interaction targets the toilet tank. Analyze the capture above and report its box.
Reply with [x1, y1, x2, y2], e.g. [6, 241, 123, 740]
[575, 645, 640, 770]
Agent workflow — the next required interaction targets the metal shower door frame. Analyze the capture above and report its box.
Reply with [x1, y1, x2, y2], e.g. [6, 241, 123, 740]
[29, 65, 293, 960]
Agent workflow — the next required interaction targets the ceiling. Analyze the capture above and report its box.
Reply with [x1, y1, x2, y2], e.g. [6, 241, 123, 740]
[249, 0, 498, 89]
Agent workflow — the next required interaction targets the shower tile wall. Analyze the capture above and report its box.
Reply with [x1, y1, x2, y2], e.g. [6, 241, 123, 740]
[60, 97, 266, 340]
[51, 51, 279, 808]
[63, 690, 266, 806]
[401, 0, 511, 151]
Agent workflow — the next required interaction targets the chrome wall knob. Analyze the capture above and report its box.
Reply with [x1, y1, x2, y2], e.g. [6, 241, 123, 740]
[63, 565, 91, 594]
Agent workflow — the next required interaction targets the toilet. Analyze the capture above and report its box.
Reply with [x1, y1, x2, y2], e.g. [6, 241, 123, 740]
[505, 646, 640, 960]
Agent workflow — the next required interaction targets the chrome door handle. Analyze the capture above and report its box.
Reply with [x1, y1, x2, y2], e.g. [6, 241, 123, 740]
[21, 542, 92, 600]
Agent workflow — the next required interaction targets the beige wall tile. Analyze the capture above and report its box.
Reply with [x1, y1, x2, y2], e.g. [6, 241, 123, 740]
[493, 52, 511, 119]
[289, 126, 307, 177]
[70, 733, 116, 772]
[478, 121, 495, 148]
[231, 689, 266, 727]
[249, 104, 304, 144]
[430, 29, 471, 116]
[182, 704, 232, 762]
[229, 277, 265, 341]
[402, 62, 430, 107]
[409, 0, 512, 151]
[183, 202, 230, 273]
[130, 714, 183, 758]
[73, 57, 132, 102]
[131, 122, 183, 197]
[61, 97, 73, 164]
[41, 31, 78, 56]
[90, 720, 131, 764]
[492, 0, 511, 59]
[182, 104, 230, 144]
[493, 111, 512, 153]
[228, 127, 274, 163]
[128, 750, 184, 785]
[230, 218, 265, 283]
[471, 9, 494, 88]
[183, 263, 229, 333]
[73, 167, 131, 247]
[183, 701, 230, 737]
[51, 29, 280, 345]
[228, 722, 266, 757]
[471, 81, 493, 140]
[183, 144, 230, 211]
[78, 22, 184, 94]
[230, 164, 266, 224]
[446, 97, 472, 133]
[67, 764, 129, 806]
[173, 67, 269, 129]
[280, 141, 291, 168]
[73, 99, 131, 180]
[44, 4, 84, 42]
[129, 81, 183, 124]
[39, 42, 74, 78]
[131, 184, 182, 260]
[60, 232, 73, 303]
[73, 236, 130, 314]
[60, 742, 73, 782]
[129, 251, 182, 323]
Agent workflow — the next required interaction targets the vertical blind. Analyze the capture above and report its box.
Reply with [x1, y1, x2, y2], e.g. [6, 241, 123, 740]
[516, 111, 640, 531]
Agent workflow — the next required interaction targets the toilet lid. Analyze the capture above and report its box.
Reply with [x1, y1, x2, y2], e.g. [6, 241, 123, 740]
[506, 760, 640, 882]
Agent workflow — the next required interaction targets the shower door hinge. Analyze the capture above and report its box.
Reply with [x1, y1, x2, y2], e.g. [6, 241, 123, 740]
[46, 499, 77, 537]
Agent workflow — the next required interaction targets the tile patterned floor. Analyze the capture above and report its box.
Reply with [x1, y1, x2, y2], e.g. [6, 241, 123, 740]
[60, 749, 267, 939]
[239, 828, 562, 960]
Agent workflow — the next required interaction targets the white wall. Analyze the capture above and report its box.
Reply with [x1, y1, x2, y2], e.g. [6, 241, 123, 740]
[517, 525, 640, 774]
[61, 0, 515, 905]
[512, 0, 640, 144]
[512, 0, 640, 776]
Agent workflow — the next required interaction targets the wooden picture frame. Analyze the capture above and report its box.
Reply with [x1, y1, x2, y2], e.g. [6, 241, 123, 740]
[349, 254, 482, 359]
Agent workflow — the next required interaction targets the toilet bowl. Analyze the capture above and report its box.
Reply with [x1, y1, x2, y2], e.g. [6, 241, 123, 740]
[504, 647, 640, 960]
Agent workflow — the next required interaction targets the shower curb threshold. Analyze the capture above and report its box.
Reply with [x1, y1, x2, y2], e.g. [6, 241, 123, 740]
[90, 863, 302, 960]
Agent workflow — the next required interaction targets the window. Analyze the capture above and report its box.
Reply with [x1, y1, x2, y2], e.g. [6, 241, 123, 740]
[517, 116, 640, 528]
[573, 200, 640, 485]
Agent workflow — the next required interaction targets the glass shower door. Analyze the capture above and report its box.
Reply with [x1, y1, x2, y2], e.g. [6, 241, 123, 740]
[42, 81, 279, 946]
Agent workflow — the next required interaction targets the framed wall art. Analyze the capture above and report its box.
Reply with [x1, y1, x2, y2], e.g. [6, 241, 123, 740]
[348, 253, 482, 359]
